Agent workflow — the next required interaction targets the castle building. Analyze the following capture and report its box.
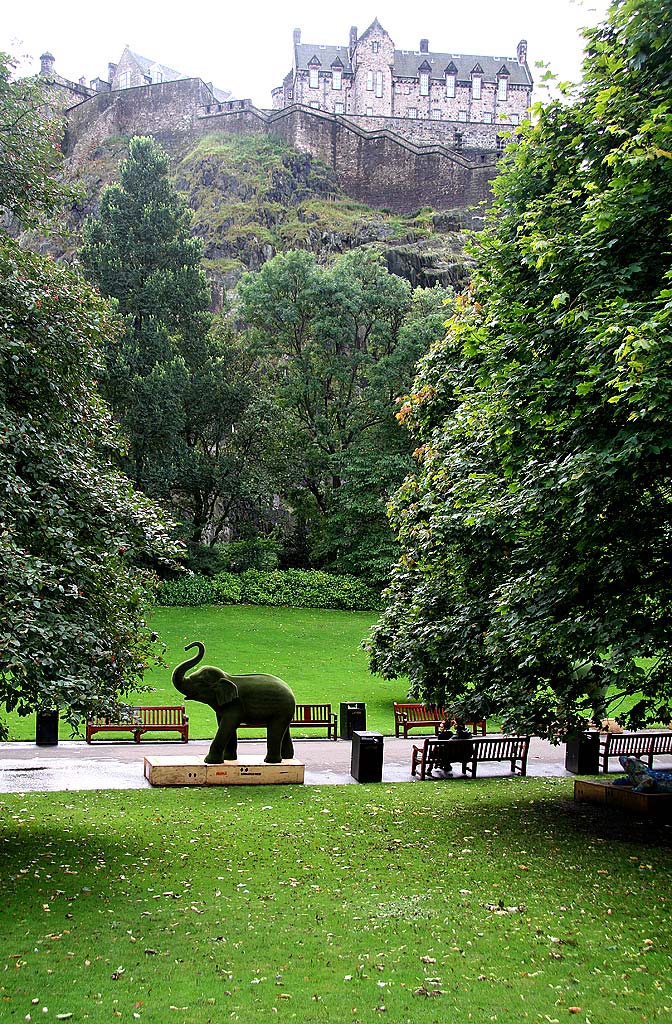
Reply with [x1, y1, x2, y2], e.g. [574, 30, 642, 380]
[272, 18, 532, 127]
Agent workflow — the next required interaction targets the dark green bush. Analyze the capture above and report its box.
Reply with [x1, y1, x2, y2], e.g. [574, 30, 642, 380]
[156, 569, 380, 610]
[156, 574, 218, 606]
[216, 536, 281, 573]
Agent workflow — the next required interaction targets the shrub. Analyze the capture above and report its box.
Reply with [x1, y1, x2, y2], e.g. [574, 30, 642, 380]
[156, 569, 380, 610]
[157, 574, 217, 606]
[216, 536, 281, 573]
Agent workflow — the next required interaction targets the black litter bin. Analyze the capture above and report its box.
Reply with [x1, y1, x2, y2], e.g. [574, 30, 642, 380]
[565, 730, 599, 774]
[351, 730, 383, 782]
[35, 709, 59, 747]
[340, 701, 366, 740]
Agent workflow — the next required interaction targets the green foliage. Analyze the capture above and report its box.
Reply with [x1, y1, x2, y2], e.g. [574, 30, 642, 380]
[156, 568, 379, 610]
[368, 0, 672, 738]
[238, 250, 449, 578]
[0, 229, 179, 738]
[0, 53, 69, 224]
[1, 782, 670, 1022]
[216, 535, 281, 572]
[79, 137, 277, 546]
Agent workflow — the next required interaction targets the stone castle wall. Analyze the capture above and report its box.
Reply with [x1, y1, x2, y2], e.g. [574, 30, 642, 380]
[65, 79, 500, 214]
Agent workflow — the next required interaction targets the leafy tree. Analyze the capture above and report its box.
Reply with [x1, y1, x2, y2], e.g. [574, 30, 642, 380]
[0, 53, 67, 225]
[238, 250, 447, 577]
[80, 136, 272, 548]
[0, 65, 180, 737]
[367, 0, 672, 737]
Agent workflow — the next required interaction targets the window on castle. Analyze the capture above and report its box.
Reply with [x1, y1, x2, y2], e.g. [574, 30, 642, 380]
[472, 75, 482, 99]
[431, 108, 441, 120]
[483, 111, 493, 123]
[375, 70, 383, 98]
[445, 73, 456, 98]
[510, 112, 520, 124]
[119, 70, 131, 89]
[309, 68, 319, 89]
[367, 70, 374, 91]
[366, 106, 373, 116]
[372, 41, 379, 53]
[332, 68, 342, 90]
[310, 101, 319, 108]
[419, 71, 430, 96]
[335, 101, 344, 114]
[458, 109, 467, 122]
[497, 76, 508, 101]
[408, 107, 418, 118]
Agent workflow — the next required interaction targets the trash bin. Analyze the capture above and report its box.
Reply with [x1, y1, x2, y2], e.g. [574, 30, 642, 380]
[35, 709, 59, 747]
[351, 730, 383, 782]
[565, 730, 599, 774]
[340, 701, 366, 740]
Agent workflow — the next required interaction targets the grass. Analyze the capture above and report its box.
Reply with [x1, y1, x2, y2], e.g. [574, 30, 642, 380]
[0, 779, 670, 1023]
[5, 606, 409, 742]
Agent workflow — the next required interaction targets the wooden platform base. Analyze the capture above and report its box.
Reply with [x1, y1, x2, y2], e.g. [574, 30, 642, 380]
[574, 779, 672, 819]
[144, 755, 304, 787]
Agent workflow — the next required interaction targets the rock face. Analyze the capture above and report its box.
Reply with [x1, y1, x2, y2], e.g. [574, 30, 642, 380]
[39, 130, 481, 298]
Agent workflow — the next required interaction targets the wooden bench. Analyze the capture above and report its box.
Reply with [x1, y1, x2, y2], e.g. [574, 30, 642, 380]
[394, 702, 486, 739]
[239, 703, 338, 740]
[411, 734, 530, 780]
[86, 705, 189, 744]
[599, 730, 672, 773]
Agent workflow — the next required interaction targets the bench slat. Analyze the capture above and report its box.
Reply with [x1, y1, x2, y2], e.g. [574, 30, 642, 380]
[411, 735, 529, 780]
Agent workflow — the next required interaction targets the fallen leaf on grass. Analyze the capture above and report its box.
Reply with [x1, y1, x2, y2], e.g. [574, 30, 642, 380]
[420, 956, 436, 964]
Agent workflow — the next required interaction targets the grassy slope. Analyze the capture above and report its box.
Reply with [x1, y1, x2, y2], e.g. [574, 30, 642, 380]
[0, 780, 670, 1023]
[4, 606, 409, 741]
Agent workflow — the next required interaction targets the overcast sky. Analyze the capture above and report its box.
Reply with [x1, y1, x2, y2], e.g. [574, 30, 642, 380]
[4, 0, 610, 106]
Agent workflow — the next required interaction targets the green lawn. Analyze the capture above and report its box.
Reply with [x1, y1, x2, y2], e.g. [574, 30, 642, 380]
[5, 606, 410, 741]
[1, 780, 670, 1023]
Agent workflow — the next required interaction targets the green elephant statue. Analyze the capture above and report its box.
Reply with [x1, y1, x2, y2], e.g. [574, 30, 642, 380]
[172, 641, 296, 765]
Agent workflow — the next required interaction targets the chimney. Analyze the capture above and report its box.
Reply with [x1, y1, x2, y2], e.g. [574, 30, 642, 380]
[420, 39, 429, 53]
[79, 76, 87, 87]
[517, 39, 528, 65]
[39, 52, 55, 76]
[293, 28, 301, 47]
[349, 25, 358, 50]
[108, 62, 117, 83]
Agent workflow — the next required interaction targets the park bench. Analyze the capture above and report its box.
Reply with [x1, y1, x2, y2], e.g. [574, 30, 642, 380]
[598, 730, 672, 773]
[411, 734, 530, 780]
[86, 705, 189, 744]
[393, 702, 487, 739]
[239, 703, 338, 740]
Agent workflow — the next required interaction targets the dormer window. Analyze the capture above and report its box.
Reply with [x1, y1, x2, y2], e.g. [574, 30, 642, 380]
[332, 68, 342, 90]
[497, 67, 510, 101]
[372, 41, 379, 53]
[419, 71, 430, 96]
[309, 68, 319, 89]
[472, 75, 482, 100]
[445, 72, 456, 98]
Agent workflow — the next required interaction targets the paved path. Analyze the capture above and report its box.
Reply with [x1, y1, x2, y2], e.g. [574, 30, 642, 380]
[0, 735, 588, 792]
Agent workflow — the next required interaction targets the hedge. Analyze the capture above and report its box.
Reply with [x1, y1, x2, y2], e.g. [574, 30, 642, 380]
[156, 568, 380, 611]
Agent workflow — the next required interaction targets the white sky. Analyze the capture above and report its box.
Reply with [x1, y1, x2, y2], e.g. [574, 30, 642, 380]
[3, 0, 610, 106]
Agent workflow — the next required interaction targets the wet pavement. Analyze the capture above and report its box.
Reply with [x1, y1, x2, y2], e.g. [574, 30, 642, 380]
[0, 735, 605, 793]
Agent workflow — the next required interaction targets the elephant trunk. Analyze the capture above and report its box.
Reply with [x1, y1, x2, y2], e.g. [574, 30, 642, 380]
[172, 641, 205, 697]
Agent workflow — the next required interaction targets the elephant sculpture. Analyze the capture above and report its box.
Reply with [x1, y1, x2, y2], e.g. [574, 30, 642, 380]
[172, 641, 296, 765]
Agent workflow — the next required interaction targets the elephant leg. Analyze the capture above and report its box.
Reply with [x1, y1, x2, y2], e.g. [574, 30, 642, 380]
[281, 728, 294, 761]
[205, 715, 238, 764]
[264, 719, 291, 764]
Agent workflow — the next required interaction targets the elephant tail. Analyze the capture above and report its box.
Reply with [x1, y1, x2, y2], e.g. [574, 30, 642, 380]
[172, 641, 205, 692]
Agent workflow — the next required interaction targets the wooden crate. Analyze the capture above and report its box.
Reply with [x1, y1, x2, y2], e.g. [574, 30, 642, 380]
[574, 779, 672, 819]
[144, 755, 304, 787]
[144, 756, 207, 786]
[206, 757, 304, 786]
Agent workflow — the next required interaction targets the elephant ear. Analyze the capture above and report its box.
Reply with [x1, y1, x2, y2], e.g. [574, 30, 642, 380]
[212, 673, 238, 704]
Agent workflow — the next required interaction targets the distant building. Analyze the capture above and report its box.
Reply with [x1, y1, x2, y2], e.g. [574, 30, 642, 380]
[272, 18, 532, 126]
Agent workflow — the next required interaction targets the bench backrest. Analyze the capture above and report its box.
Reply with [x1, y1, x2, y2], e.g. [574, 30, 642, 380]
[394, 703, 446, 722]
[294, 704, 332, 722]
[140, 706, 186, 726]
[473, 735, 529, 761]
